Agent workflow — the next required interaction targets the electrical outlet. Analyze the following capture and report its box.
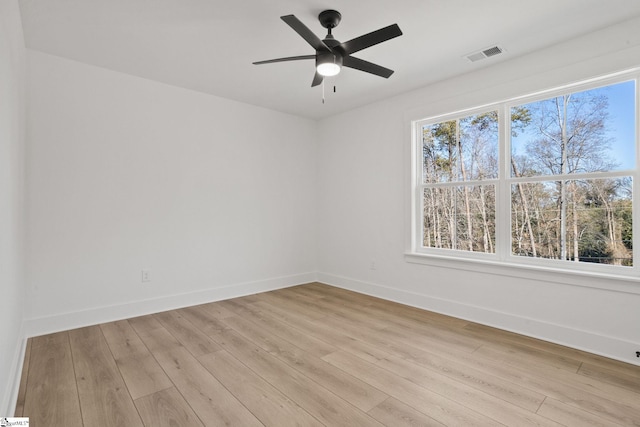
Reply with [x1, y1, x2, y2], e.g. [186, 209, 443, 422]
[141, 269, 151, 283]
[370, 261, 376, 270]
[636, 351, 640, 358]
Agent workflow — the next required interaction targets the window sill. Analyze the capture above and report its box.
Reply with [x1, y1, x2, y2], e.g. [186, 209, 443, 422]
[404, 252, 640, 295]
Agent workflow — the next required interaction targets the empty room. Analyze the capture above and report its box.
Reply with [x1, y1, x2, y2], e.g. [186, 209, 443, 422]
[1, 0, 640, 425]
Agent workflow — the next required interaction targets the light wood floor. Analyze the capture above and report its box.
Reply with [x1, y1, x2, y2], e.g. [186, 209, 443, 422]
[15, 282, 640, 426]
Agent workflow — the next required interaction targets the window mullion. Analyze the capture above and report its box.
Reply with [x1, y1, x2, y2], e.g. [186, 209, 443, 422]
[495, 105, 510, 262]
[413, 124, 423, 253]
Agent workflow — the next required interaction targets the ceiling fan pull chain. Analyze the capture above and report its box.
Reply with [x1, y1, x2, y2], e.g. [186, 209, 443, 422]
[322, 79, 325, 104]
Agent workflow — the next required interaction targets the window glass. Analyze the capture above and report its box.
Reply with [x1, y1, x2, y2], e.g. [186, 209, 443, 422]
[422, 112, 498, 184]
[422, 185, 496, 252]
[511, 81, 636, 177]
[511, 178, 632, 266]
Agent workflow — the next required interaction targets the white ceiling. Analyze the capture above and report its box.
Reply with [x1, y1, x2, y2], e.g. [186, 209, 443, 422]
[18, 0, 640, 120]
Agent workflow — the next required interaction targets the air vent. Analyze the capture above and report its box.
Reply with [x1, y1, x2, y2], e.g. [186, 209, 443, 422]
[465, 45, 504, 62]
[482, 46, 503, 57]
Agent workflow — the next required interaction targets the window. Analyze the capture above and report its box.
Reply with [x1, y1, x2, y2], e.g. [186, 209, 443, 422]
[420, 112, 499, 253]
[411, 73, 638, 280]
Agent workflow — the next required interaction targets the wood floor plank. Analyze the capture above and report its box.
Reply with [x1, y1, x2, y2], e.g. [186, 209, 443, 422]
[257, 290, 327, 320]
[323, 350, 499, 426]
[14, 337, 31, 417]
[283, 284, 331, 301]
[406, 347, 545, 412]
[252, 299, 393, 364]
[223, 314, 389, 412]
[329, 304, 483, 355]
[23, 332, 83, 427]
[68, 326, 143, 427]
[578, 362, 640, 394]
[229, 293, 263, 304]
[177, 305, 230, 338]
[473, 341, 583, 373]
[221, 297, 337, 356]
[135, 325, 263, 427]
[298, 287, 477, 345]
[213, 327, 385, 426]
[281, 292, 393, 331]
[134, 387, 204, 427]
[374, 301, 470, 329]
[270, 287, 330, 307]
[303, 283, 382, 307]
[581, 356, 640, 378]
[537, 397, 622, 427]
[100, 320, 173, 399]
[199, 349, 324, 427]
[339, 315, 547, 413]
[251, 292, 398, 364]
[153, 310, 221, 357]
[455, 351, 640, 426]
[533, 362, 640, 409]
[193, 301, 236, 319]
[375, 354, 563, 426]
[368, 397, 446, 427]
[304, 283, 470, 328]
[318, 292, 482, 352]
[316, 310, 442, 361]
[127, 314, 165, 337]
[433, 347, 640, 426]
[464, 322, 639, 374]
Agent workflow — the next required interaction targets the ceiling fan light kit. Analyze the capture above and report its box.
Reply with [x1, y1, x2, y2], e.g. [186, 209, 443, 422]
[316, 61, 341, 77]
[253, 9, 402, 88]
[316, 50, 342, 76]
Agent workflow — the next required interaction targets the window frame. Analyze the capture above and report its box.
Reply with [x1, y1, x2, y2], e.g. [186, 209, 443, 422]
[408, 70, 640, 292]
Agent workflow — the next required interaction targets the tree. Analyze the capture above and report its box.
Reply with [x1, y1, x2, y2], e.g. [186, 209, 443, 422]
[514, 86, 633, 265]
[422, 114, 499, 252]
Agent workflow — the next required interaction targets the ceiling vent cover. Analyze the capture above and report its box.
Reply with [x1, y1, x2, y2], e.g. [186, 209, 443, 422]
[465, 45, 504, 62]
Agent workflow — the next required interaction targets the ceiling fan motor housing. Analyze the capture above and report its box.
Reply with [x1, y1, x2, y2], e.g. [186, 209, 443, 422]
[316, 50, 343, 68]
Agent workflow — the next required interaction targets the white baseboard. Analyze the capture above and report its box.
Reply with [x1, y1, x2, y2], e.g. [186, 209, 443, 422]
[1, 325, 27, 417]
[24, 272, 317, 338]
[317, 272, 640, 366]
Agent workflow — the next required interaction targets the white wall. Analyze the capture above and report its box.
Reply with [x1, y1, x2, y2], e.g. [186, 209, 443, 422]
[0, 0, 26, 415]
[317, 16, 640, 364]
[25, 51, 317, 335]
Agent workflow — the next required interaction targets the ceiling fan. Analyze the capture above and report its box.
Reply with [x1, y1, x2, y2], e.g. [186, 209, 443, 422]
[253, 10, 402, 87]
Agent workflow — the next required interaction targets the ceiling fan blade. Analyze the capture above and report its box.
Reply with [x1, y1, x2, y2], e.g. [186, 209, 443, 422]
[343, 56, 394, 78]
[253, 55, 316, 65]
[311, 71, 324, 87]
[339, 24, 402, 55]
[281, 15, 330, 52]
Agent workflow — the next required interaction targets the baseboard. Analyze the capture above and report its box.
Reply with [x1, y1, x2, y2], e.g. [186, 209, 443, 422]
[1, 324, 27, 417]
[317, 272, 640, 366]
[24, 272, 317, 338]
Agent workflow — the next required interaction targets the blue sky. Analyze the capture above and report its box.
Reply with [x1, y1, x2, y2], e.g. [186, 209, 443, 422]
[511, 79, 636, 172]
[607, 80, 636, 170]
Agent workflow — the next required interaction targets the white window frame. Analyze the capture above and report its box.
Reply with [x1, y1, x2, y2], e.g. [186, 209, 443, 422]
[406, 69, 640, 294]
